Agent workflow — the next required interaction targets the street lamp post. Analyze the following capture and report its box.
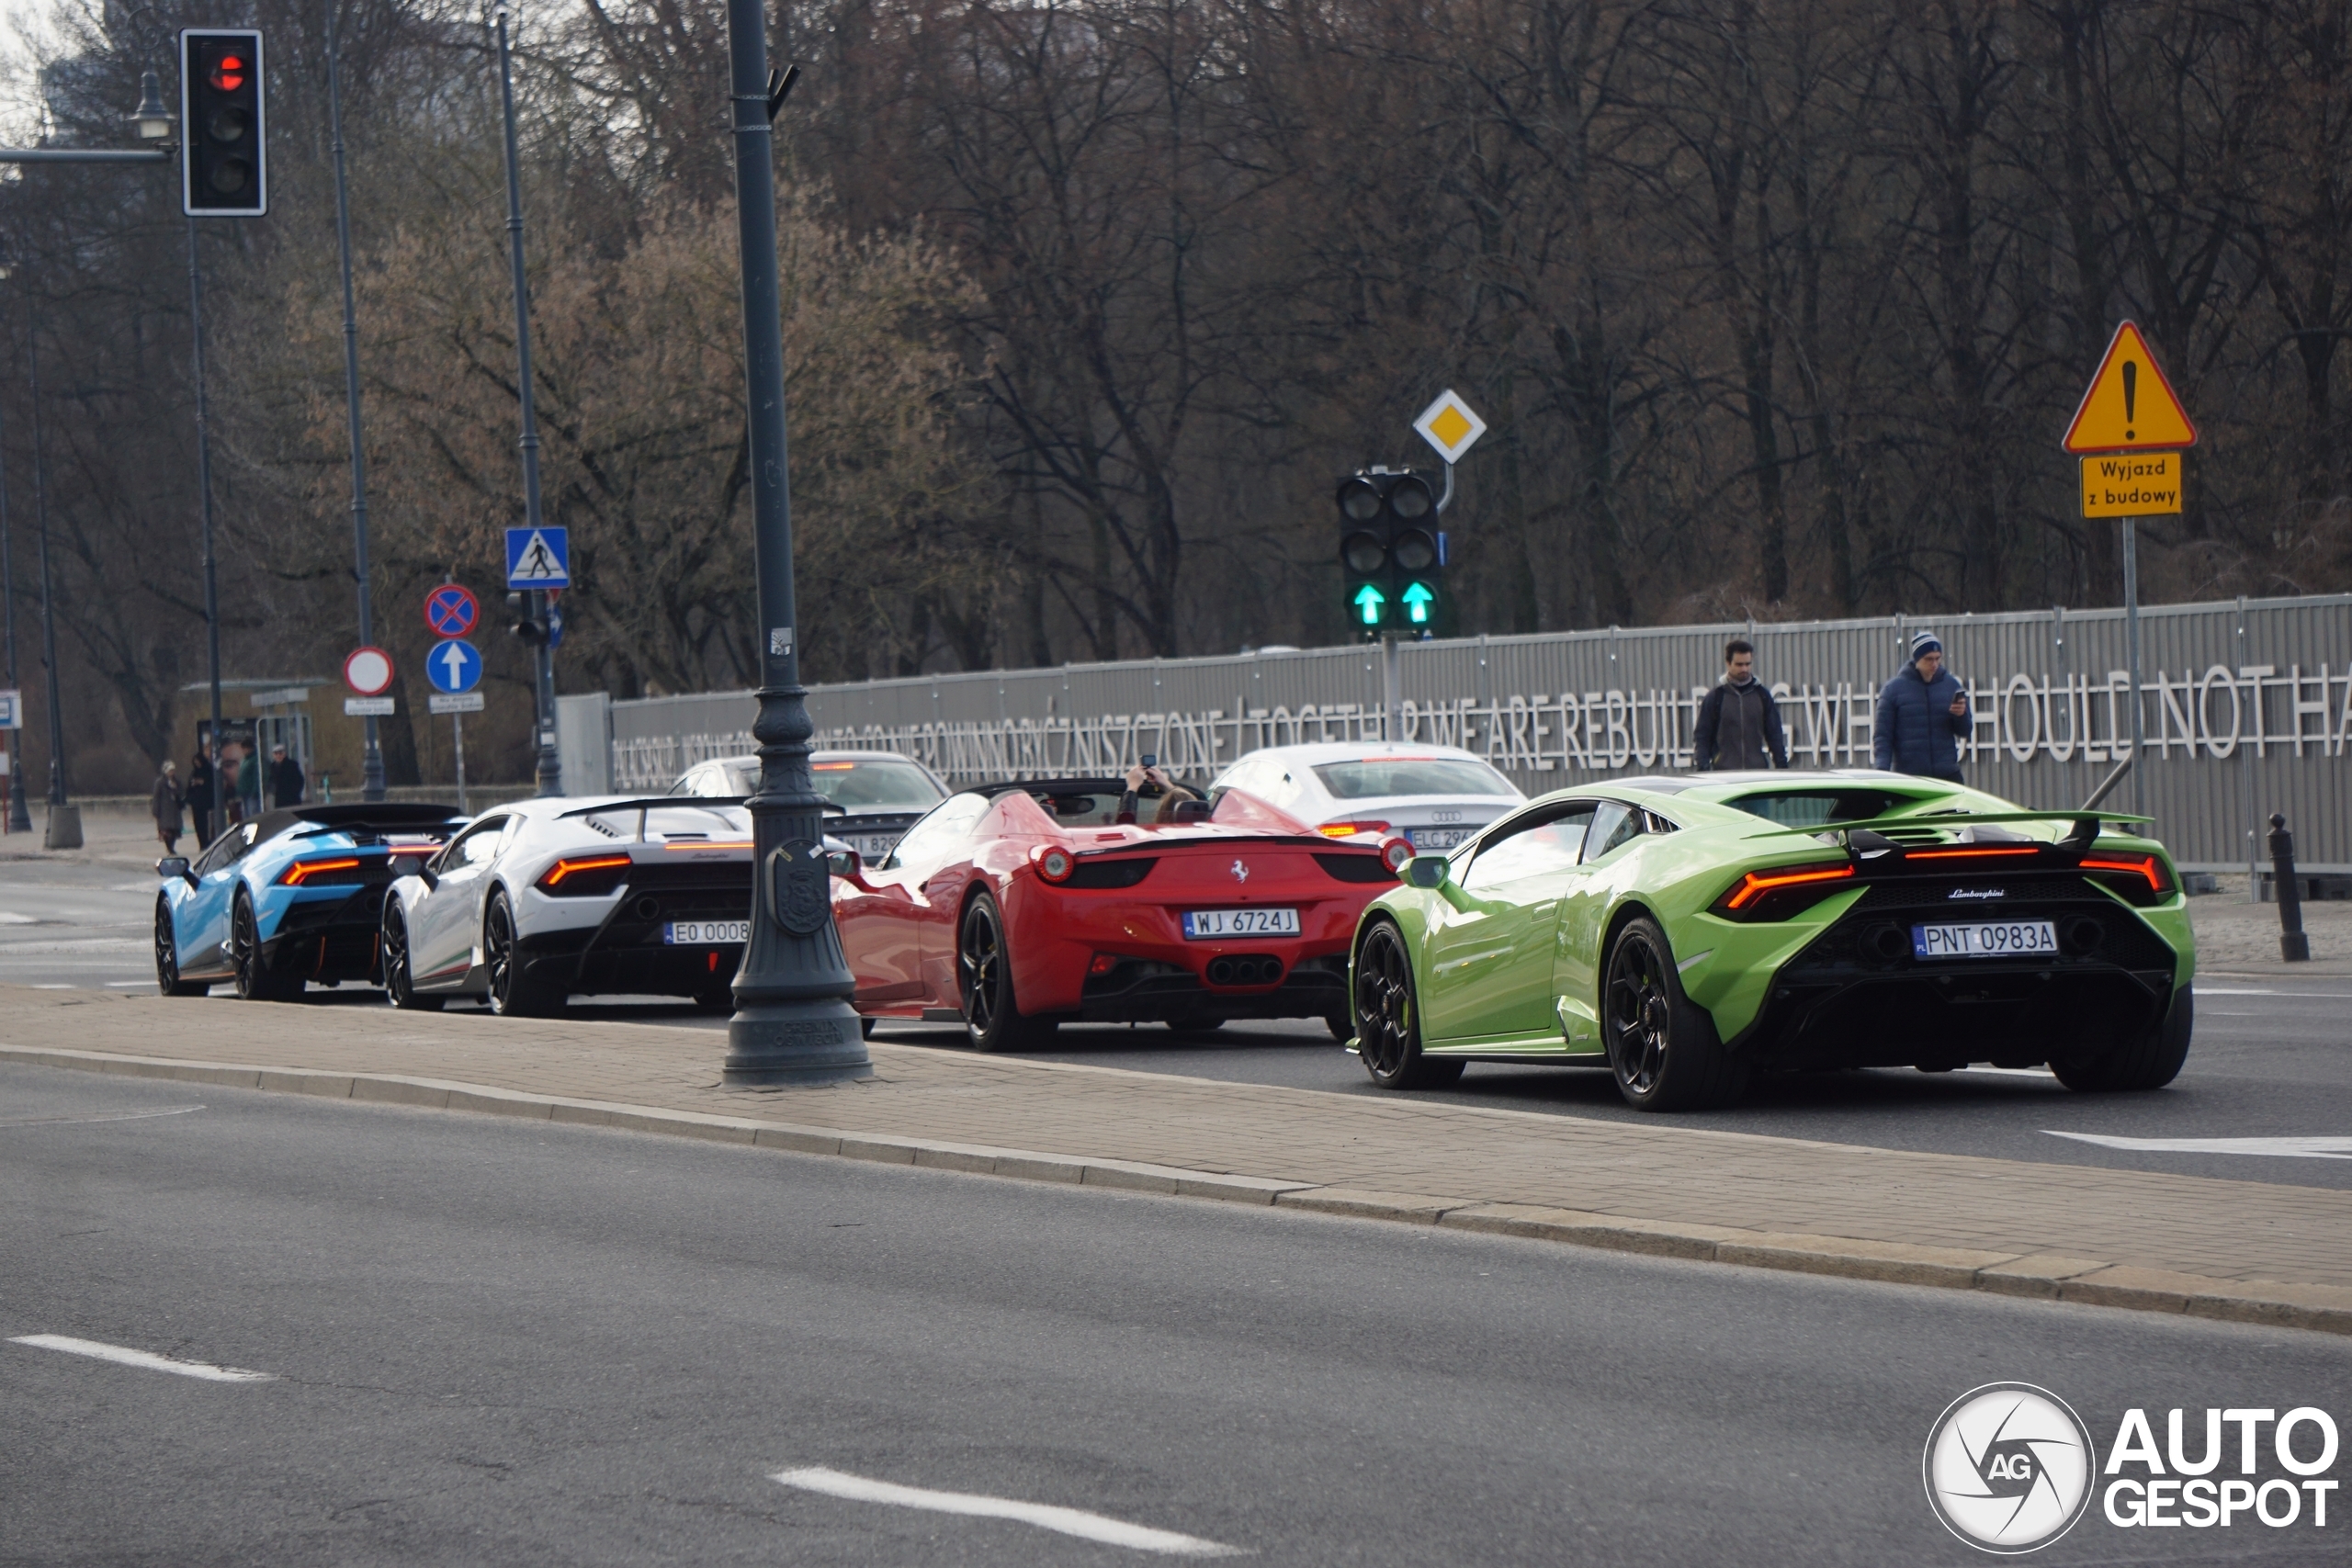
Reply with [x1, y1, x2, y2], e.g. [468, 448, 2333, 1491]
[325, 1, 385, 802]
[715, 8, 869, 1085]
[26, 320, 74, 849]
[0, 248, 28, 837]
[491, 9, 560, 798]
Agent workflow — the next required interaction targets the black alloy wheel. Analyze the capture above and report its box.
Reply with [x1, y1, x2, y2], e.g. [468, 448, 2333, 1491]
[153, 899, 206, 998]
[1351, 920, 1462, 1089]
[484, 890, 563, 1018]
[231, 890, 299, 1002]
[1602, 916, 1746, 1111]
[958, 893, 1053, 1052]
[379, 904, 443, 1011]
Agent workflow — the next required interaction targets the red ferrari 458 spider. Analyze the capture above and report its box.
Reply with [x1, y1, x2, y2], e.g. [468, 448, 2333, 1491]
[830, 776, 1413, 1050]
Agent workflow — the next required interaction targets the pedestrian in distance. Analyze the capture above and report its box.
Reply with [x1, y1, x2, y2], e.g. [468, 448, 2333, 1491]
[151, 759, 185, 855]
[187, 747, 215, 848]
[269, 743, 306, 809]
[1873, 629, 1971, 784]
[1690, 638, 1789, 772]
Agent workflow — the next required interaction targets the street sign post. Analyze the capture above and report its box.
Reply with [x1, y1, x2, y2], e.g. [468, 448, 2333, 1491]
[2064, 321, 2198, 818]
[424, 583, 480, 639]
[343, 646, 394, 697]
[423, 635, 484, 811]
[0, 690, 19, 728]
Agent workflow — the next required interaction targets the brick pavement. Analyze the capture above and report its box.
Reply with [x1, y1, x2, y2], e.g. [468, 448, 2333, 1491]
[6, 985, 2352, 1335]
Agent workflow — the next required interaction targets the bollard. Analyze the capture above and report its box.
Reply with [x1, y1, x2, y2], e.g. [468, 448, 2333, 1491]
[2268, 812, 2311, 964]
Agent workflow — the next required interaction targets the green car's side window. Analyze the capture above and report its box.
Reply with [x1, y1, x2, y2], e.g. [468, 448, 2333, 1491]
[1585, 802, 1645, 862]
[1461, 806, 1596, 893]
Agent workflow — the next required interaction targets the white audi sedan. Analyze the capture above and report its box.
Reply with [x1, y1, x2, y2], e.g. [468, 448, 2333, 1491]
[380, 795, 757, 1017]
[671, 750, 949, 864]
[1207, 742, 1526, 853]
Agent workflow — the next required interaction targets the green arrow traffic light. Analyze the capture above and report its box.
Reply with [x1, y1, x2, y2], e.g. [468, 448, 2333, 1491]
[1402, 581, 1435, 625]
[1353, 582, 1386, 626]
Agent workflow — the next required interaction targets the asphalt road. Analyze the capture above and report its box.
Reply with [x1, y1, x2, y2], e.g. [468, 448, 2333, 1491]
[9, 856, 2351, 1190]
[5, 1062, 2348, 1567]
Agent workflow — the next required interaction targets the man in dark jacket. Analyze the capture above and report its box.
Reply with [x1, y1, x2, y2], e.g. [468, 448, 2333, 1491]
[1691, 638, 1789, 771]
[1873, 630, 1971, 782]
[268, 744, 306, 809]
[187, 748, 215, 848]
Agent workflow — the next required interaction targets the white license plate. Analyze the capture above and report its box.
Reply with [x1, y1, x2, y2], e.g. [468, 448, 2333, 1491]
[848, 834, 899, 859]
[1912, 919, 2058, 959]
[1408, 827, 1473, 850]
[1182, 908, 1301, 940]
[663, 920, 749, 945]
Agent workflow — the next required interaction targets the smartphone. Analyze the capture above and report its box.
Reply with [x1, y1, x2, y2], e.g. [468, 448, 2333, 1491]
[1140, 753, 1157, 768]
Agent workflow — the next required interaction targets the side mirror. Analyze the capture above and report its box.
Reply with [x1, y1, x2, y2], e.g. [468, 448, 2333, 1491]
[827, 848, 865, 883]
[389, 852, 433, 886]
[1405, 855, 1451, 889]
[156, 856, 193, 885]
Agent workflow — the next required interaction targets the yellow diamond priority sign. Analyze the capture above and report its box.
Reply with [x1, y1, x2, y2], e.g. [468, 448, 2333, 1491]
[1414, 389, 1487, 465]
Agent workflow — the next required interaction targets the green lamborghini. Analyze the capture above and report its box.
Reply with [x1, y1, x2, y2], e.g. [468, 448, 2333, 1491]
[1346, 770, 2195, 1110]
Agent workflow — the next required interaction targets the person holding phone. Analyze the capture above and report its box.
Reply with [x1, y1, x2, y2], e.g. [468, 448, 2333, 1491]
[1873, 630, 1971, 783]
[1117, 754, 1201, 824]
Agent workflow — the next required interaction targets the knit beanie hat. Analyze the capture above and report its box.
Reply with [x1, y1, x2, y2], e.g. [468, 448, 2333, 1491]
[1910, 629, 1942, 660]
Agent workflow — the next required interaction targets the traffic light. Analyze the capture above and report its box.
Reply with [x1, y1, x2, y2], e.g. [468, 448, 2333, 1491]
[1336, 468, 1445, 637]
[180, 29, 266, 218]
[506, 591, 548, 645]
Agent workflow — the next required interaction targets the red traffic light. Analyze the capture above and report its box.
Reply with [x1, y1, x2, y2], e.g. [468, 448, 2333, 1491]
[209, 53, 248, 93]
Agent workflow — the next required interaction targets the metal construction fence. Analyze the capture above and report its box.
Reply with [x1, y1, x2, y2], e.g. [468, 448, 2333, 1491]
[591, 594, 2352, 871]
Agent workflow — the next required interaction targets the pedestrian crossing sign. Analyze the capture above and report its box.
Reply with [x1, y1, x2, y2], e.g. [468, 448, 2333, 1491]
[504, 526, 571, 588]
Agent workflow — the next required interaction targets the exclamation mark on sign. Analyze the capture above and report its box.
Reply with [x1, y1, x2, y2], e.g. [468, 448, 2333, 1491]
[2121, 360, 2137, 441]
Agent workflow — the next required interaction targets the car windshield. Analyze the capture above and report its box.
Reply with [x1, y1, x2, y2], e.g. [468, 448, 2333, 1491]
[753, 757, 944, 811]
[1025, 790, 1127, 827]
[1311, 757, 1516, 800]
[1724, 790, 1905, 828]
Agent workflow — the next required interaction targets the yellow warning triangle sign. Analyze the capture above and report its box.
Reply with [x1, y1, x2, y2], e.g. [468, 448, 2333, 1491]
[2063, 321, 2197, 453]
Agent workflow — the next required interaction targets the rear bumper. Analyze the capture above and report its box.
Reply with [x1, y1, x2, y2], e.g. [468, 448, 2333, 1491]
[514, 865, 753, 998]
[1728, 886, 2185, 1070]
[258, 886, 390, 985]
[1072, 953, 1349, 1021]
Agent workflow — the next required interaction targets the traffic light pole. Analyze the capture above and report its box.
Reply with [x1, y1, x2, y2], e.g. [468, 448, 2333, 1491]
[325, 3, 385, 803]
[716, 7, 870, 1087]
[188, 216, 224, 840]
[492, 10, 561, 798]
[0, 332, 25, 837]
[27, 329, 68, 824]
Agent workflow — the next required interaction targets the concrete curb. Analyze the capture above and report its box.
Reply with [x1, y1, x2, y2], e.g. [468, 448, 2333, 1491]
[11, 1042, 2352, 1338]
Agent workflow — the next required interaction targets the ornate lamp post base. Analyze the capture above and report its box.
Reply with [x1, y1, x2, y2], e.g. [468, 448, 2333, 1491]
[723, 1001, 873, 1087]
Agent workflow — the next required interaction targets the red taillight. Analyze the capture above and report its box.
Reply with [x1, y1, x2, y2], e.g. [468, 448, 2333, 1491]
[1317, 820, 1390, 838]
[2081, 853, 2171, 904]
[1032, 844, 1075, 883]
[1380, 837, 1414, 874]
[1089, 953, 1120, 976]
[1720, 863, 1854, 912]
[537, 853, 633, 895]
[277, 856, 364, 886]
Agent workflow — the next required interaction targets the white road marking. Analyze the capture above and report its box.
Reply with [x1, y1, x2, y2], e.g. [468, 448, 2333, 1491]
[104, 980, 156, 988]
[0, 1105, 203, 1128]
[2045, 1132, 2352, 1160]
[2198, 987, 2278, 995]
[0, 911, 38, 924]
[27, 983, 73, 989]
[1954, 1066, 2054, 1078]
[8, 1334, 276, 1382]
[772, 1467, 1242, 1557]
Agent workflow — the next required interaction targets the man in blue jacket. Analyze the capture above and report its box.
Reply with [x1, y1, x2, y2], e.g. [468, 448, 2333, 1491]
[1873, 630, 1971, 782]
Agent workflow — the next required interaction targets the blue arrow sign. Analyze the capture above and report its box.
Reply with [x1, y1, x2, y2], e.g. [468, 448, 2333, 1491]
[1352, 582, 1385, 626]
[424, 638, 483, 695]
[504, 526, 570, 588]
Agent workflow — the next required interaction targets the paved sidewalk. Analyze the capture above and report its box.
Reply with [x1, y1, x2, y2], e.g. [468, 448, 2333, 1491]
[7, 985, 2352, 1335]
